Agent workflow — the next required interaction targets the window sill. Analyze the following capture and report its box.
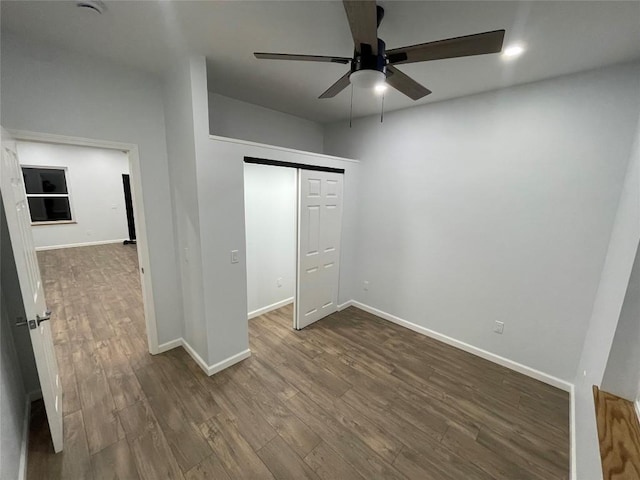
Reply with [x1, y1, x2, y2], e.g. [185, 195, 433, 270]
[31, 221, 77, 226]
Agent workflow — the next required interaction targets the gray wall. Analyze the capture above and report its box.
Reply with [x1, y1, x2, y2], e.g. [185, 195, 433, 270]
[324, 62, 640, 383]
[1, 32, 183, 345]
[1, 290, 27, 480]
[602, 242, 640, 401]
[1, 201, 35, 480]
[208, 93, 324, 153]
[574, 110, 640, 480]
[1, 200, 39, 393]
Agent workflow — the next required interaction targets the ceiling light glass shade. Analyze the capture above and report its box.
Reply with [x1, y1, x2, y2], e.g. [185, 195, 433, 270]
[349, 70, 386, 89]
[374, 83, 388, 94]
[503, 45, 525, 58]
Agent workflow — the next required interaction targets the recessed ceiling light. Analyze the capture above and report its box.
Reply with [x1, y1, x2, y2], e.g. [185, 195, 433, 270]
[503, 45, 525, 58]
[76, 1, 106, 14]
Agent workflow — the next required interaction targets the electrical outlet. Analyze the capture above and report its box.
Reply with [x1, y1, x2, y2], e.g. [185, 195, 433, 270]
[231, 250, 239, 264]
[277, 277, 282, 288]
[363, 281, 370, 291]
[493, 321, 504, 334]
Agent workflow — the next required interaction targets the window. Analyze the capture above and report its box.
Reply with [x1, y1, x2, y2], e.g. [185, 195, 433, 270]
[22, 167, 73, 223]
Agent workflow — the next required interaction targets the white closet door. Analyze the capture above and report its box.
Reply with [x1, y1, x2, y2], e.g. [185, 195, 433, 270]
[1, 128, 63, 452]
[296, 170, 343, 329]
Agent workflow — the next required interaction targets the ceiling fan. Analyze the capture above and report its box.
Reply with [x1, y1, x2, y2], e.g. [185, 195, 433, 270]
[255, 1, 505, 101]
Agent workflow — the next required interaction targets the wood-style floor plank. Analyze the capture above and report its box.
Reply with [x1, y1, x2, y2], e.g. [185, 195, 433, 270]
[28, 244, 570, 480]
[91, 438, 140, 480]
[184, 453, 232, 480]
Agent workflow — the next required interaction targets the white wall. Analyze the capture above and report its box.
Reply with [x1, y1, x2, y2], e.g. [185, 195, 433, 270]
[1, 32, 183, 344]
[323, 62, 640, 384]
[573, 109, 640, 480]
[163, 56, 208, 359]
[17, 141, 130, 249]
[244, 163, 296, 316]
[209, 93, 324, 153]
[601, 243, 640, 401]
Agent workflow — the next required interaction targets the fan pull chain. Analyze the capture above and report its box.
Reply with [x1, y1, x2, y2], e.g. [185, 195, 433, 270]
[380, 92, 385, 123]
[349, 84, 354, 128]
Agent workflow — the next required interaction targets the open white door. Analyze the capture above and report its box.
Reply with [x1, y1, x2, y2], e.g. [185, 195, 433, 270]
[1, 128, 63, 452]
[296, 169, 343, 329]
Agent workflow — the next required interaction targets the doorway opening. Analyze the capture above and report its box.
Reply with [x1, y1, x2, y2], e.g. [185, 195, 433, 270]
[243, 157, 344, 333]
[16, 137, 152, 347]
[3, 129, 159, 453]
[10, 131, 158, 352]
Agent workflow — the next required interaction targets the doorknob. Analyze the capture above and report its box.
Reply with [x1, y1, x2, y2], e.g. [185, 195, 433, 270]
[29, 310, 52, 329]
[37, 310, 52, 325]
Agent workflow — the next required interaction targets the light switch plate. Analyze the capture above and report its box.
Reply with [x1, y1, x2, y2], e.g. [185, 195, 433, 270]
[494, 321, 504, 334]
[231, 250, 239, 264]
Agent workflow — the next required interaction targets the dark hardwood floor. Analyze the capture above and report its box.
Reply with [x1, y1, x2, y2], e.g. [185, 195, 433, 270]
[28, 243, 570, 479]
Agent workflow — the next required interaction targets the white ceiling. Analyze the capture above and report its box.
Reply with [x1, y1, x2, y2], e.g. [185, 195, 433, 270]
[2, 1, 640, 123]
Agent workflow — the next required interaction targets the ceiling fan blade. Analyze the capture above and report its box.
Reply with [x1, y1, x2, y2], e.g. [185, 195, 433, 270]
[254, 53, 351, 64]
[386, 65, 431, 100]
[343, 1, 378, 55]
[319, 71, 351, 99]
[386, 29, 505, 65]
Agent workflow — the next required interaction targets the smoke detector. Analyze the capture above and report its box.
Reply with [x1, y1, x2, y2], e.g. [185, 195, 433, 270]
[76, 1, 106, 14]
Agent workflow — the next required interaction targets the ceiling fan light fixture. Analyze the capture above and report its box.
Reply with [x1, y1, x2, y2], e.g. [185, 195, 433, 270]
[349, 69, 386, 90]
[503, 44, 525, 58]
[374, 83, 388, 94]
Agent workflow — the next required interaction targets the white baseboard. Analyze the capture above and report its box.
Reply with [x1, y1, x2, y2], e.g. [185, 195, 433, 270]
[248, 297, 294, 320]
[157, 338, 182, 353]
[18, 393, 33, 480]
[158, 337, 251, 377]
[337, 300, 354, 311]
[351, 300, 573, 392]
[180, 338, 212, 374]
[35, 239, 128, 251]
[570, 384, 577, 480]
[207, 348, 252, 376]
[635, 398, 640, 422]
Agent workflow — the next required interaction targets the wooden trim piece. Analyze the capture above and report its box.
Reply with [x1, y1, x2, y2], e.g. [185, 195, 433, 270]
[209, 134, 360, 163]
[160, 338, 252, 377]
[337, 300, 354, 311]
[248, 297, 294, 320]
[244, 156, 345, 174]
[593, 386, 640, 479]
[34, 239, 127, 251]
[31, 220, 77, 226]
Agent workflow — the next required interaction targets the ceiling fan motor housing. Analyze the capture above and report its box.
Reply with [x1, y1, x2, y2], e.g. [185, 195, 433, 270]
[352, 38, 387, 75]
